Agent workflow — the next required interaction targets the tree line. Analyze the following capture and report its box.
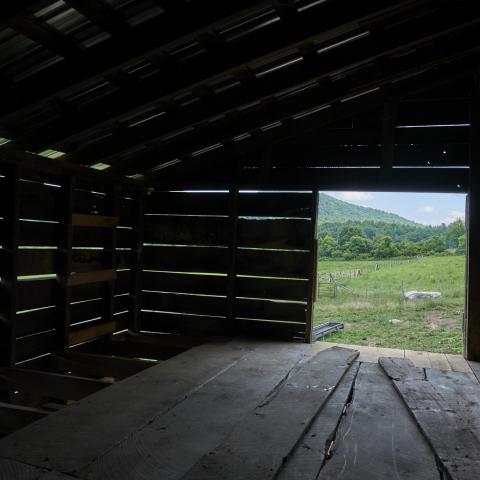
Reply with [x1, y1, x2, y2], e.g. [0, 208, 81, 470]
[318, 219, 465, 260]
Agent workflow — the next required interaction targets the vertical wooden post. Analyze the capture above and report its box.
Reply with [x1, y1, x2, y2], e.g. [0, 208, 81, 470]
[466, 70, 480, 360]
[56, 176, 74, 351]
[305, 191, 319, 343]
[131, 190, 144, 333]
[0, 164, 20, 366]
[227, 187, 239, 336]
[105, 184, 119, 329]
[381, 99, 397, 171]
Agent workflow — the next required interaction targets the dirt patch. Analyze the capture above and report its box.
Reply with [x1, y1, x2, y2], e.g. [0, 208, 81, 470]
[425, 310, 460, 332]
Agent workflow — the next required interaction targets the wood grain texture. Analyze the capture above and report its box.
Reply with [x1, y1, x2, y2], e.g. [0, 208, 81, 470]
[82, 342, 310, 480]
[317, 362, 439, 480]
[0, 341, 260, 474]
[277, 363, 360, 479]
[380, 357, 480, 480]
[181, 346, 358, 480]
[0, 459, 72, 480]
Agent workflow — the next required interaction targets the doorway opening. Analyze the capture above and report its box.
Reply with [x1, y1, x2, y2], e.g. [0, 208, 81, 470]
[315, 191, 466, 354]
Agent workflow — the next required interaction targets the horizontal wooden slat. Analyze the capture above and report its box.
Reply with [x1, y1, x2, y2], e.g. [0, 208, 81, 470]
[18, 221, 59, 247]
[236, 249, 311, 278]
[70, 299, 104, 325]
[114, 294, 131, 313]
[73, 227, 109, 247]
[237, 319, 305, 339]
[69, 321, 116, 346]
[118, 196, 137, 227]
[142, 271, 227, 296]
[236, 276, 309, 301]
[116, 228, 135, 248]
[0, 367, 109, 401]
[116, 250, 133, 269]
[19, 180, 63, 221]
[18, 249, 57, 276]
[115, 270, 133, 294]
[143, 246, 229, 273]
[142, 291, 227, 316]
[398, 98, 469, 125]
[16, 308, 56, 338]
[68, 269, 117, 286]
[140, 311, 228, 335]
[237, 218, 311, 250]
[144, 215, 230, 246]
[72, 249, 109, 272]
[146, 192, 230, 215]
[74, 188, 106, 215]
[72, 214, 118, 228]
[235, 298, 306, 323]
[394, 144, 469, 166]
[17, 279, 56, 311]
[15, 330, 56, 363]
[237, 193, 312, 218]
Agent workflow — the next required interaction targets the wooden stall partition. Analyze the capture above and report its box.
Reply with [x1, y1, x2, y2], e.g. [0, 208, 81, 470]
[233, 191, 317, 341]
[141, 190, 231, 335]
[0, 164, 20, 367]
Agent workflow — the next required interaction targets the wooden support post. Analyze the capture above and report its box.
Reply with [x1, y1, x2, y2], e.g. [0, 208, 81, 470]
[56, 176, 74, 352]
[305, 191, 319, 343]
[0, 164, 20, 366]
[381, 99, 397, 171]
[131, 191, 144, 333]
[466, 70, 480, 360]
[104, 185, 119, 331]
[227, 187, 239, 335]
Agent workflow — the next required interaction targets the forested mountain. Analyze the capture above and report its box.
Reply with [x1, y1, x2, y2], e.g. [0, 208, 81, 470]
[318, 193, 416, 225]
[317, 193, 465, 259]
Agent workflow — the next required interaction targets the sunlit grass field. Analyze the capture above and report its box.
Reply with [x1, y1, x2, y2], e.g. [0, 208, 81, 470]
[314, 255, 465, 353]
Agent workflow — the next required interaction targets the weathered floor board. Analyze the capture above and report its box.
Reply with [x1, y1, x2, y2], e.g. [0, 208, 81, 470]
[317, 362, 439, 480]
[181, 346, 358, 480]
[276, 362, 360, 480]
[81, 341, 310, 480]
[380, 357, 480, 480]
[0, 340, 263, 474]
[0, 458, 71, 480]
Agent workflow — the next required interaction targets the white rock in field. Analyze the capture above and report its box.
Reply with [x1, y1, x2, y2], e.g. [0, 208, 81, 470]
[404, 291, 441, 300]
[389, 319, 402, 324]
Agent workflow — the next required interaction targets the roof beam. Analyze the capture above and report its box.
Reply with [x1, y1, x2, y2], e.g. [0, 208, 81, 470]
[63, 0, 129, 37]
[9, 15, 78, 58]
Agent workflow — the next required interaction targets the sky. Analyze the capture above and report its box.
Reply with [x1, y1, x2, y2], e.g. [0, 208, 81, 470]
[324, 191, 466, 226]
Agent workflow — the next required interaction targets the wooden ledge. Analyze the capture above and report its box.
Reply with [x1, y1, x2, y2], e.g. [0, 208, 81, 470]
[67, 269, 117, 286]
[69, 321, 116, 346]
[72, 214, 118, 228]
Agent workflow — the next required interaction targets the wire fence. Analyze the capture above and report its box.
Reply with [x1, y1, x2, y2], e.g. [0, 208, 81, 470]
[316, 257, 422, 299]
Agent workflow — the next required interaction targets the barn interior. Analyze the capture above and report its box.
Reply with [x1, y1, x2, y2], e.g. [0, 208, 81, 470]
[1, 1, 480, 479]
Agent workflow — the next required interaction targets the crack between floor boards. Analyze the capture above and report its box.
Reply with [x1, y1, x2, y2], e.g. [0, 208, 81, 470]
[0, 454, 83, 480]
[75, 350, 251, 476]
[313, 362, 361, 480]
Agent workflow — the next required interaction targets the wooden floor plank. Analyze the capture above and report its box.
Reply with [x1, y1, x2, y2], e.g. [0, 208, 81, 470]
[427, 352, 451, 371]
[468, 360, 480, 383]
[446, 353, 472, 373]
[317, 362, 439, 480]
[0, 340, 261, 474]
[180, 346, 359, 480]
[0, 402, 49, 436]
[0, 459, 71, 479]
[276, 362, 360, 480]
[405, 350, 431, 368]
[380, 357, 480, 480]
[81, 341, 311, 480]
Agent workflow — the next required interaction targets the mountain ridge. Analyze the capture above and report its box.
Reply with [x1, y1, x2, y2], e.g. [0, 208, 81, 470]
[318, 193, 417, 225]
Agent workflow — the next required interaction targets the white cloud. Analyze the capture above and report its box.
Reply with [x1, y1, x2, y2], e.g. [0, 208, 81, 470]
[418, 205, 435, 213]
[440, 209, 465, 225]
[335, 192, 374, 202]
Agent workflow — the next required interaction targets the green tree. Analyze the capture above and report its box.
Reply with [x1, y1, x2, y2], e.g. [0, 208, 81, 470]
[446, 219, 465, 249]
[338, 226, 364, 247]
[457, 234, 466, 254]
[345, 235, 372, 257]
[419, 236, 445, 255]
[318, 233, 337, 257]
[397, 241, 419, 257]
[372, 236, 398, 258]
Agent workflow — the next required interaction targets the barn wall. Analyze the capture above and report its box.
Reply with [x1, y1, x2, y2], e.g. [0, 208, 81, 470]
[141, 190, 317, 341]
[0, 164, 143, 367]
